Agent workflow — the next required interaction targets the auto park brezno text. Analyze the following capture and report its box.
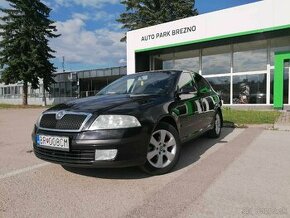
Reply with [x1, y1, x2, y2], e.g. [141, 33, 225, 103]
[141, 25, 197, 42]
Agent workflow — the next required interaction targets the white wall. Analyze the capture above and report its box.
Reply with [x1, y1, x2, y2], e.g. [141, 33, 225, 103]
[127, 0, 290, 73]
[0, 97, 76, 105]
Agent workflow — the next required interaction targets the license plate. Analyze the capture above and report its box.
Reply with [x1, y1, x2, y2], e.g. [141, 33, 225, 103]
[36, 135, 69, 151]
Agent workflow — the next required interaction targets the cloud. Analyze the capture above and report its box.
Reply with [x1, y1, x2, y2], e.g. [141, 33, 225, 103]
[72, 11, 117, 23]
[51, 17, 126, 69]
[94, 10, 115, 21]
[72, 13, 90, 20]
[54, 0, 119, 8]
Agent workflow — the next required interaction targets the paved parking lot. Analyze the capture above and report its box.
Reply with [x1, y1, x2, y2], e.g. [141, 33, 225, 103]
[0, 109, 290, 218]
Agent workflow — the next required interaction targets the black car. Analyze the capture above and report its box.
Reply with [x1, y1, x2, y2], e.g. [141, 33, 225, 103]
[32, 70, 223, 175]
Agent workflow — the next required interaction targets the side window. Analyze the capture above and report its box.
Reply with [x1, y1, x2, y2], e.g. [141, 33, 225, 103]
[178, 73, 195, 91]
[194, 74, 211, 94]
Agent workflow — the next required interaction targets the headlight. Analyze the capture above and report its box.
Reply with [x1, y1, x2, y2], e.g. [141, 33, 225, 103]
[88, 115, 141, 130]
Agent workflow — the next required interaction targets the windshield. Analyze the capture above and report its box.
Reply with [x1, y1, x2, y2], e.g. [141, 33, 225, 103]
[98, 71, 178, 95]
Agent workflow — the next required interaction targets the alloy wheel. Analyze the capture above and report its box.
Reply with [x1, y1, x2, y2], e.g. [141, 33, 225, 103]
[215, 113, 221, 135]
[147, 129, 177, 168]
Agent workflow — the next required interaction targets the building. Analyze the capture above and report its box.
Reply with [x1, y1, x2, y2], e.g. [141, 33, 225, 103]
[126, 0, 290, 109]
[0, 66, 126, 105]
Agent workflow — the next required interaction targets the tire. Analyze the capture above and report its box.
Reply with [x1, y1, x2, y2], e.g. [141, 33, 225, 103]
[141, 122, 181, 175]
[207, 111, 222, 138]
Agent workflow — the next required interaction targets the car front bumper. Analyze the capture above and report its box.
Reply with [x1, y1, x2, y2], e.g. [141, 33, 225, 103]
[32, 126, 151, 168]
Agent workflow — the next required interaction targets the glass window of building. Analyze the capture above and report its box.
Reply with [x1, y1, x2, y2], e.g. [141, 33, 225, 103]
[4, 87, 9, 95]
[104, 69, 112, 76]
[233, 74, 267, 104]
[59, 83, 65, 97]
[84, 71, 91, 78]
[65, 82, 72, 97]
[112, 68, 120, 76]
[233, 40, 267, 72]
[78, 71, 84, 79]
[96, 70, 104, 77]
[202, 45, 231, 75]
[15, 86, 21, 95]
[163, 60, 174, 69]
[270, 36, 290, 66]
[59, 74, 66, 82]
[72, 82, 78, 97]
[120, 67, 127, 75]
[174, 50, 199, 72]
[90, 70, 97, 78]
[54, 83, 60, 97]
[157, 50, 200, 72]
[49, 84, 54, 97]
[206, 76, 230, 104]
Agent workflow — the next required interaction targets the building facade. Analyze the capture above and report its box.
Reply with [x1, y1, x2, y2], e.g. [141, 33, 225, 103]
[127, 0, 290, 109]
[0, 66, 126, 105]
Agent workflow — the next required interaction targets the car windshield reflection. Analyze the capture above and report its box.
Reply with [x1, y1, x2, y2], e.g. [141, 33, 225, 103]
[97, 71, 178, 96]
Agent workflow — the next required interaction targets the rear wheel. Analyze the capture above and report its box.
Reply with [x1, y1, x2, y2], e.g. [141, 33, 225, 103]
[207, 111, 222, 138]
[141, 122, 181, 175]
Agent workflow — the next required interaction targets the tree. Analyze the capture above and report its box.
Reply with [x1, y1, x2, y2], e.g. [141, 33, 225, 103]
[0, 0, 59, 105]
[117, 0, 198, 42]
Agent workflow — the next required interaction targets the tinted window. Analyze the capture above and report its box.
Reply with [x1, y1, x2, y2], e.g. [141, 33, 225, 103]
[98, 71, 177, 95]
[178, 73, 194, 90]
[194, 74, 211, 94]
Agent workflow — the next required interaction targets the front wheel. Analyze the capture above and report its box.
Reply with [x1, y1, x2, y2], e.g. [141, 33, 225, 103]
[207, 111, 222, 138]
[141, 122, 181, 175]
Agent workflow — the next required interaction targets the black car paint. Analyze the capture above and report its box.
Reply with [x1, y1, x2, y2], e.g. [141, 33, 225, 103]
[32, 71, 222, 168]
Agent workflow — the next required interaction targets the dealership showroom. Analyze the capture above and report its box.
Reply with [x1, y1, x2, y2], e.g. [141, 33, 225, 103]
[127, 0, 290, 109]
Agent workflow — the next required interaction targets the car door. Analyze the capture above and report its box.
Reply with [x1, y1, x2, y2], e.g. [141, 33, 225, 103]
[193, 73, 216, 130]
[172, 72, 204, 141]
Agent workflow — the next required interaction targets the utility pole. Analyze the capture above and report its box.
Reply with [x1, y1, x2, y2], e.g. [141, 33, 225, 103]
[62, 56, 65, 73]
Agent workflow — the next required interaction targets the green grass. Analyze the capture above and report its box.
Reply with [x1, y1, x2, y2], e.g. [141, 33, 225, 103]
[0, 103, 48, 109]
[222, 108, 281, 125]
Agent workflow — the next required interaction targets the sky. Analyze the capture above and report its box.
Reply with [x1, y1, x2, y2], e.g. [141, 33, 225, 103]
[0, 0, 260, 72]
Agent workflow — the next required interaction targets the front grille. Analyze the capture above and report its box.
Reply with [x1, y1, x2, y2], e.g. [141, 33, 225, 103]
[39, 113, 89, 131]
[34, 146, 95, 165]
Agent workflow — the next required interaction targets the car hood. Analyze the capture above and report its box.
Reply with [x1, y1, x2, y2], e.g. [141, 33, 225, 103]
[46, 94, 163, 114]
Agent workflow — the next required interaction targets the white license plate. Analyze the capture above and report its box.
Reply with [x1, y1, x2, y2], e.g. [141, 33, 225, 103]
[36, 135, 69, 151]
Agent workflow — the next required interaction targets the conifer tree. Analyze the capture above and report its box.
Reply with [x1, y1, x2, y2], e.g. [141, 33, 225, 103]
[117, 0, 198, 41]
[0, 0, 59, 105]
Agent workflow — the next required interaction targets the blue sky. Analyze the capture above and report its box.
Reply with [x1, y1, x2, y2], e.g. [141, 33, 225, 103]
[0, 0, 260, 72]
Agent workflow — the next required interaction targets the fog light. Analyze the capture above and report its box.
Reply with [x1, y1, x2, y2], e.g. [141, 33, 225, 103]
[95, 149, 117, 161]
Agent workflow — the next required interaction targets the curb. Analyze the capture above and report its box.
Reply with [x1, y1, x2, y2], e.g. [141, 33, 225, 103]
[223, 122, 274, 130]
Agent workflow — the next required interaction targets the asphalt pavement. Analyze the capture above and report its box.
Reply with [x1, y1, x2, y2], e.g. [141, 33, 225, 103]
[0, 109, 289, 218]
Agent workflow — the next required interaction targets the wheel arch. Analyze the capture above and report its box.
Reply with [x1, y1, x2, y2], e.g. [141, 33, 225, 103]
[157, 115, 179, 133]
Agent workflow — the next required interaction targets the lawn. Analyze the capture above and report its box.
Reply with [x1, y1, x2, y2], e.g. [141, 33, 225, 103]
[222, 108, 281, 125]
